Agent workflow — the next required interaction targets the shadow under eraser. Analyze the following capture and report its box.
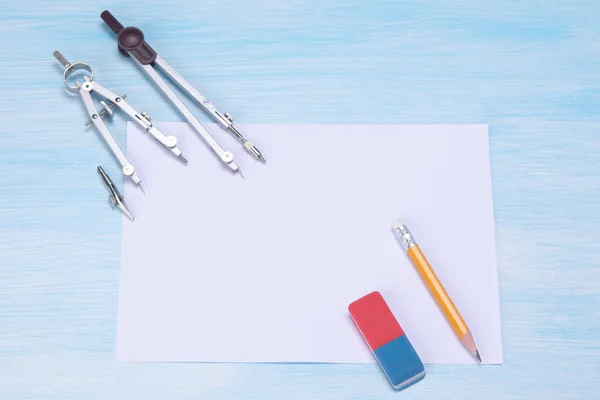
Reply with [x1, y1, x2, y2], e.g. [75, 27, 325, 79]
[349, 291, 425, 390]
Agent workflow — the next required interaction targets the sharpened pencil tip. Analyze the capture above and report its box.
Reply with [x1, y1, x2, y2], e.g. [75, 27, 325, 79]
[178, 154, 188, 164]
[258, 154, 267, 164]
[475, 350, 482, 363]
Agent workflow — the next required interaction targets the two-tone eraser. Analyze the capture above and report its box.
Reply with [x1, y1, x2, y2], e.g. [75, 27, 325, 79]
[348, 291, 425, 390]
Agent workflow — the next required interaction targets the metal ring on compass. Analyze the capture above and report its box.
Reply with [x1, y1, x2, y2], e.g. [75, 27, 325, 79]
[62, 62, 94, 94]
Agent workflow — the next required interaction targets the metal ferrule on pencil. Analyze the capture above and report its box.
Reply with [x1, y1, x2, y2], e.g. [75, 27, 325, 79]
[392, 223, 417, 251]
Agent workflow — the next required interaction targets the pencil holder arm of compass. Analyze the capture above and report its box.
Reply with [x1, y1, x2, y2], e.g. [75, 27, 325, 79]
[101, 10, 157, 65]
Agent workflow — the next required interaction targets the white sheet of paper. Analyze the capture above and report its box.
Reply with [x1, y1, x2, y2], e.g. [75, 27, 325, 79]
[117, 122, 503, 364]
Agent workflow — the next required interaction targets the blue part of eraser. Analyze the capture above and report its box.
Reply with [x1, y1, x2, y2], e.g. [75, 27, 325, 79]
[373, 335, 425, 390]
[349, 292, 425, 391]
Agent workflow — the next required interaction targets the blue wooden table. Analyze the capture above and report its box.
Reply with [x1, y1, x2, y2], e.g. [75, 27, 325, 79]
[1, 1, 599, 398]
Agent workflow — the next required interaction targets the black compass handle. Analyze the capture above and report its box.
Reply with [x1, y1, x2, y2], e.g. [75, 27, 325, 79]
[101, 10, 157, 65]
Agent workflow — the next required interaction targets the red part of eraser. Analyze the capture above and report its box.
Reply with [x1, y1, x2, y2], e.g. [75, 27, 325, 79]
[348, 291, 405, 351]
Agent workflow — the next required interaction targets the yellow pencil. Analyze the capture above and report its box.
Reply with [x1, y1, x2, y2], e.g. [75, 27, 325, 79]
[391, 219, 482, 363]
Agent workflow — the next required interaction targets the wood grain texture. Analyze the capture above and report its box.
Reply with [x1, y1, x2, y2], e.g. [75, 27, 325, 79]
[1, 0, 599, 398]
